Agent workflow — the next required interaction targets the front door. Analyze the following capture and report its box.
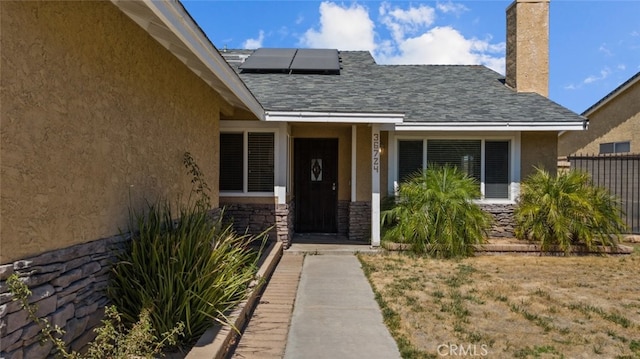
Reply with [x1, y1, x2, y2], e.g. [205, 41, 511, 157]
[294, 138, 338, 233]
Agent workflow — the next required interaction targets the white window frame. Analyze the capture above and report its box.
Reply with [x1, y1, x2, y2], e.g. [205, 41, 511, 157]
[220, 121, 281, 197]
[388, 131, 521, 203]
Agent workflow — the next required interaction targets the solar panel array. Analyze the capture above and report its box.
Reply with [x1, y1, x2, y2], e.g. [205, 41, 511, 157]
[239, 48, 340, 74]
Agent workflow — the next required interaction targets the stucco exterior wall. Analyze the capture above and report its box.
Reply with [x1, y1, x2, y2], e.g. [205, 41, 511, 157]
[521, 131, 558, 178]
[1, 1, 223, 263]
[558, 80, 640, 156]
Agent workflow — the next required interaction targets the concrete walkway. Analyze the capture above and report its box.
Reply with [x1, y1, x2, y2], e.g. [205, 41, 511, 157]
[283, 255, 401, 359]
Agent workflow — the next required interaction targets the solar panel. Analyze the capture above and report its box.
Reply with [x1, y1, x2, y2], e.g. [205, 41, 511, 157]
[290, 49, 340, 73]
[240, 48, 340, 74]
[239, 48, 296, 71]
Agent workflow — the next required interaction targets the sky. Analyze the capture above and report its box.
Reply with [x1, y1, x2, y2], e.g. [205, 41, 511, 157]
[182, 1, 640, 115]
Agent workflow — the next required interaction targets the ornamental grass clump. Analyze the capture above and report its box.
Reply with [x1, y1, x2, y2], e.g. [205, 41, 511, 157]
[109, 201, 265, 346]
[381, 166, 492, 258]
[515, 168, 626, 254]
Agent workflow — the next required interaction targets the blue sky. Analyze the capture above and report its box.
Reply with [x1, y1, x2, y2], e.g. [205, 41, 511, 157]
[182, 1, 640, 114]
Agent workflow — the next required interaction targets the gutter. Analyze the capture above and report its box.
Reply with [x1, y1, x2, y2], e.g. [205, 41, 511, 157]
[396, 121, 588, 132]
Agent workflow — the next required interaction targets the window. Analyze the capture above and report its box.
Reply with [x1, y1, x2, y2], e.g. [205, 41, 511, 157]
[397, 139, 511, 200]
[398, 140, 423, 182]
[427, 140, 481, 182]
[220, 134, 243, 191]
[485, 141, 510, 199]
[220, 132, 274, 193]
[600, 141, 630, 154]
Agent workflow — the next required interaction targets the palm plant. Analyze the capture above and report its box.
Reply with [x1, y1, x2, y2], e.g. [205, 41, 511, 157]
[381, 165, 492, 258]
[515, 168, 626, 254]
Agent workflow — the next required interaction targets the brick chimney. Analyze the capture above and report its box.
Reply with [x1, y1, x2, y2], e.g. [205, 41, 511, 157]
[505, 0, 550, 97]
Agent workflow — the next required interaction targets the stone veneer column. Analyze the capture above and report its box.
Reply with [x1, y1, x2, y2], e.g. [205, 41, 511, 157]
[337, 200, 350, 237]
[349, 201, 371, 241]
[275, 201, 294, 248]
[223, 202, 293, 248]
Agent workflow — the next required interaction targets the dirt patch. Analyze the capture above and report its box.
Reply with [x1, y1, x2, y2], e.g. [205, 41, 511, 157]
[359, 251, 640, 358]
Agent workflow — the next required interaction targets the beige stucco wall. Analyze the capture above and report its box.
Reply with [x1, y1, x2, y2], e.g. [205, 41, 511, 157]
[1, 1, 225, 263]
[521, 131, 558, 179]
[558, 79, 640, 156]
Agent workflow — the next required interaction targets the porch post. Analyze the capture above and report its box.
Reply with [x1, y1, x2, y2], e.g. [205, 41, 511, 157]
[371, 124, 381, 247]
[351, 125, 357, 202]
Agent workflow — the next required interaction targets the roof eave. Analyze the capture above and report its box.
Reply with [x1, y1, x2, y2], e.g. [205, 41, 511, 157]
[395, 121, 588, 132]
[581, 71, 640, 116]
[111, 0, 264, 120]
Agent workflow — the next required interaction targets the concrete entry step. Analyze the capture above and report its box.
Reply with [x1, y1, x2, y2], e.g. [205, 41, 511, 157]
[287, 233, 381, 255]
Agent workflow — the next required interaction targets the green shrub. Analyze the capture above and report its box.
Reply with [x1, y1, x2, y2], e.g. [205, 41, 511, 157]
[381, 166, 491, 258]
[109, 201, 265, 345]
[515, 168, 626, 254]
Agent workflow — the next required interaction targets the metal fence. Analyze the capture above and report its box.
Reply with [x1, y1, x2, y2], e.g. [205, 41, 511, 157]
[567, 153, 640, 234]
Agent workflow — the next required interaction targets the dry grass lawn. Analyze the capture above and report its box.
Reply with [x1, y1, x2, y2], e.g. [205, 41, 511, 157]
[359, 248, 640, 358]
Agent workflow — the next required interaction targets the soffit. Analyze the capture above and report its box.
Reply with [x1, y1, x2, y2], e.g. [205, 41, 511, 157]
[110, 0, 263, 119]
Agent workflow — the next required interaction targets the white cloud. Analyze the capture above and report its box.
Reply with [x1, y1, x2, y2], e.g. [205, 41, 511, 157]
[377, 26, 505, 74]
[300, 2, 375, 51]
[583, 67, 611, 84]
[436, 1, 469, 16]
[243, 30, 265, 49]
[598, 43, 613, 56]
[297, 2, 505, 73]
[617, 64, 626, 71]
[380, 2, 436, 42]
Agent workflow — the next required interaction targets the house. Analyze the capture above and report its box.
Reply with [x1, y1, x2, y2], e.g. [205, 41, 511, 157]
[217, 0, 586, 246]
[558, 71, 640, 156]
[0, 1, 261, 356]
[1, 0, 586, 357]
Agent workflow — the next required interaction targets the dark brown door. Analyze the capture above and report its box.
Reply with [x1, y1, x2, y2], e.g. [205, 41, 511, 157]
[294, 138, 338, 233]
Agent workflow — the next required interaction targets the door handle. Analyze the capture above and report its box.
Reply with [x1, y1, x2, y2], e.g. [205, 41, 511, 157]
[332, 183, 336, 191]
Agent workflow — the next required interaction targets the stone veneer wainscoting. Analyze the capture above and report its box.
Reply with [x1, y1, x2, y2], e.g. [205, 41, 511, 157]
[0, 208, 224, 359]
[480, 203, 517, 238]
[0, 235, 128, 359]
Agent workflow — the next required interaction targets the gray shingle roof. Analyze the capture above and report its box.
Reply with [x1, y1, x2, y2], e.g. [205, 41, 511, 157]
[222, 50, 585, 124]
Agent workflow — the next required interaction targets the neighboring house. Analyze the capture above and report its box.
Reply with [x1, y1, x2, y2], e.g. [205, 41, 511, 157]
[0, 1, 261, 356]
[218, 0, 585, 246]
[558, 72, 640, 233]
[558, 71, 640, 156]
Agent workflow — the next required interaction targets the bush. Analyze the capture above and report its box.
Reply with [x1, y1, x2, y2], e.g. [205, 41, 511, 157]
[381, 166, 492, 258]
[108, 201, 265, 346]
[515, 168, 626, 254]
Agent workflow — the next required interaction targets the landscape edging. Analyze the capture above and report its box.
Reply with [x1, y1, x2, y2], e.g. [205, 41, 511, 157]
[184, 241, 283, 359]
